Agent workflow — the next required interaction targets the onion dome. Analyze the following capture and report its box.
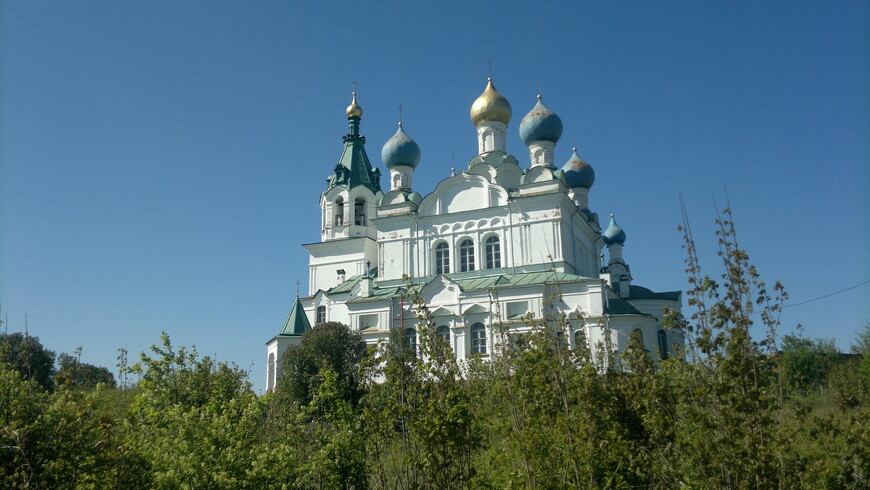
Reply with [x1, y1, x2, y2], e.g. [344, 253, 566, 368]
[602, 214, 626, 245]
[470, 78, 512, 126]
[382, 122, 421, 169]
[519, 95, 563, 145]
[561, 148, 596, 189]
[346, 91, 363, 118]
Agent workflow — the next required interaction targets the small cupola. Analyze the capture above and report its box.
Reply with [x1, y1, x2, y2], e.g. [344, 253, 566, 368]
[470, 78, 512, 126]
[519, 95, 563, 168]
[602, 214, 626, 246]
[562, 148, 596, 189]
[382, 122, 421, 169]
[470, 78, 511, 155]
[382, 122, 421, 191]
[346, 91, 363, 119]
[520, 94, 563, 145]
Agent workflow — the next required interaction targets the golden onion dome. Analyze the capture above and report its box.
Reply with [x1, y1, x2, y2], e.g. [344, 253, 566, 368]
[346, 91, 363, 118]
[470, 78, 512, 126]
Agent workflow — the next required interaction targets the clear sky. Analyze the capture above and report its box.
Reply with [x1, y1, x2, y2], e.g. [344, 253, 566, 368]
[2, 1, 867, 392]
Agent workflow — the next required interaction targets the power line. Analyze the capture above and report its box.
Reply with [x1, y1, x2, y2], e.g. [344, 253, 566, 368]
[782, 280, 870, 309]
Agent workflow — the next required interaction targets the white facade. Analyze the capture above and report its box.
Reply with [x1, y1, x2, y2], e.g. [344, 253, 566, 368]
[266, 81, 682, 390]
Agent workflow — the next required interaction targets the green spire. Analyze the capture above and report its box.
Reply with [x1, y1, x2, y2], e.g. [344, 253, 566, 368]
[325, 93, 382, 194]
[279, 295, 311, 336]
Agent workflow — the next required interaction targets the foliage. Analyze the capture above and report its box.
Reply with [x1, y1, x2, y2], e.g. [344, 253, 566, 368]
[55, 350, 117, 389]
[278, 321, 369, 408]
[779, 333, 838, 395]
[0, 332, 56, 391]
[2, 210, 867, 488]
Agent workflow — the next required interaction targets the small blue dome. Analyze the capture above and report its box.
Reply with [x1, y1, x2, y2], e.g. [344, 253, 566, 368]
[519, 95, 563, 146]
[602, 215, 626, 245]
[561, 148, 595, 189]
[382, 123, 421, 169]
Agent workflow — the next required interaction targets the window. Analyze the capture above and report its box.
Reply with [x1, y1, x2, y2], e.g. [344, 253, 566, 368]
[574, 329, 587, 350]
[471, 323, 487, 354]
[316, 306, 326, 324]
[485, 235, 501, 269]
[435, 242, 450, 274]
[631, 328, 644, 349]
[436, 325, 450, 344]
[354, 198, 366, 225]
[404, 328, 417, 356]
[334, 197, 344, 226]
[657, 329, 669, 360]
[435, 325, 450, 357]
[506, 301, 528, 319]
[267, 353, 276, 391]
[555, 331, 566, 350]
[459, 239, 475, 272]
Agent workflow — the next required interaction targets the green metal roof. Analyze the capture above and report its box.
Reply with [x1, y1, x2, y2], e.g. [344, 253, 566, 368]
[344, 271, 595, 304]
[605, 299, 649, 316]
[454, 271, 594, 291]
[324, 117, 381, 195]
[628, 285, 681, 301]
[279, 296, 311, 336]
[329, 275, 363, 294]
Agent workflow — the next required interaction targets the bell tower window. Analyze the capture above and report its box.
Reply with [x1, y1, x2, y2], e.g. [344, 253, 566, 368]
[334, 197, 344, 226]
[354, 198, 366, 225]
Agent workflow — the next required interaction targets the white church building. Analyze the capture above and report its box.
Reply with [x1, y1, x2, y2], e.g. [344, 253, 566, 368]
[266, 79, 682, 391]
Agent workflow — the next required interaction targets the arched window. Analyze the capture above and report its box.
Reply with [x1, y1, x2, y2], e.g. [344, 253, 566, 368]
[485, 235, 501, 269]
[334, 197, 344, 226]
[555, 331, 566, 350]
[435, 242, 450, 274]
[484, 130, 494, 152]
[574, 329, 587, 350]
[471, 323, 487, 354]
[435, 325, 450, 357]
[404, 327, 417, 356]
[459, 239, 475, 272]
[267, 353, 276, 391]
[354, 198, 366, 225]
[631, 328, 644, 349]
[392, 174, 401, 189]
[657, 329, 669, 360]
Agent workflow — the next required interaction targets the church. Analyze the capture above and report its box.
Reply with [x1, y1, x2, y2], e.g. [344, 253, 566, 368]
[266, 79, 682, 391]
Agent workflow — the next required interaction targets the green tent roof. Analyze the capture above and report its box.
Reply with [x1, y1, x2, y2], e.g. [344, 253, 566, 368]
[279, 296, 311, 336]
[324, 117, 381, 195]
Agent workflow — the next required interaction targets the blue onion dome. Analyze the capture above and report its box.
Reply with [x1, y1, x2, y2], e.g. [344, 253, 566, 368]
[561, 147, 596, 189]
[602, 214, 627, 245]
[519, 95, 563, 145]
[382, 122, 421, 169]
[470, 78, 512, 126]
[346, 91, 362, 118]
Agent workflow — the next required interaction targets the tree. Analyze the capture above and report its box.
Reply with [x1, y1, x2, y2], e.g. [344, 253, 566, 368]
[853, 323, 870, 386]
[779, 333, 838, 395]
[55, 351, 116, 389]
[278, 322, 369, 407]
[0, 332, 56, 391]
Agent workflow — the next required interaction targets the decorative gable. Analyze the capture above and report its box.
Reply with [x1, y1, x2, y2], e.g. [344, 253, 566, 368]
[420, 276, 462, 305]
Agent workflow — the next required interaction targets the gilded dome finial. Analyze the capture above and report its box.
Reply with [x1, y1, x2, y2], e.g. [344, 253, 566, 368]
[470, 78, 512, 126]
[346, 89, 363, 119]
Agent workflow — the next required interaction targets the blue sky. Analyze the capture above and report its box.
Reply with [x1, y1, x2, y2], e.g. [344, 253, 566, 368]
[2, 1, 867, 391]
